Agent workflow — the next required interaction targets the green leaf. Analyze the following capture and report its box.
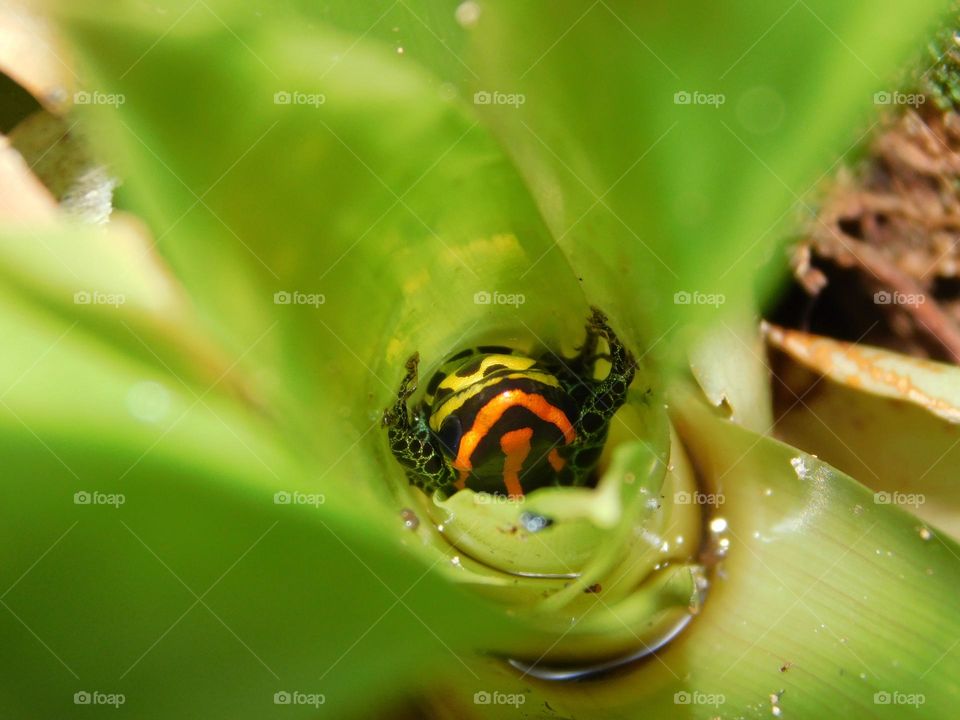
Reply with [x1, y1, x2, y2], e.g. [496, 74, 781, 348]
[460, 1, 948, 346]
[431, 392, 960, 718]
[0, 223, 521, 718]
[10, 1, 956, 718]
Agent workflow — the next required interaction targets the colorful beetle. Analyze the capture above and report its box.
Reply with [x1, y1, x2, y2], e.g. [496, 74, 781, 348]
[382, 307, 637, 498]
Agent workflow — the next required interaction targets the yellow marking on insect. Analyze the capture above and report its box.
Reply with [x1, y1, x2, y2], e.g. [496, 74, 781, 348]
[429, 369, 561, 430]
[435, 354, 537, 395]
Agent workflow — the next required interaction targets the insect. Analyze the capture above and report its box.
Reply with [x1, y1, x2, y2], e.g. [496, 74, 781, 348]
[382, 307, 637, 498]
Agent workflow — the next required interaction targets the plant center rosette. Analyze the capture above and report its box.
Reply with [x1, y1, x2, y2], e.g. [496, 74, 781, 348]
[382, 332, 709, 677]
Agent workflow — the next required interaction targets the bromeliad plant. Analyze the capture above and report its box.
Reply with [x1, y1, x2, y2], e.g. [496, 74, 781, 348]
[3, 1, 960, 718]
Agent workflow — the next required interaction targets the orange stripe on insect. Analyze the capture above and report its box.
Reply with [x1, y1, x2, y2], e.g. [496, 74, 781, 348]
[452, 390, 576, 471]
[499, 427, 533, 498]
[454, 469, 469, 490]
[547, 448, 566, 472]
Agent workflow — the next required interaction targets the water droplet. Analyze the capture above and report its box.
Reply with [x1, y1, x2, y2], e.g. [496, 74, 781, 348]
[400, 508, 419, 530]
[396, 46, 405, 54]
[763, 488, 774, 497]
[451, 555, 461, 566]
[126, 381, 171, 423]
[710, 517, 728, 533]
[852, 504, 864, 516]
[520, 511, 552, 533]
[46, 86, 68, 105]
[455, 0, 481, 27]
[438, 82, 457, 101]
[918, 526, 932, 541]
[770, 689, 784, 716]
